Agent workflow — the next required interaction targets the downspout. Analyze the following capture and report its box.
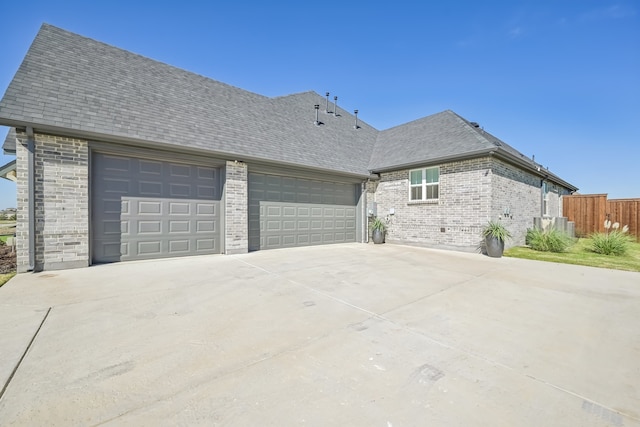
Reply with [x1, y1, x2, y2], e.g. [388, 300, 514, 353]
[361, 181, 368, 243]
[27, 126, 35, 271]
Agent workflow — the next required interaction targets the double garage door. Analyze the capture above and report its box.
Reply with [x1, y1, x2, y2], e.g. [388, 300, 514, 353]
[92, 152, 221, 263]
[92, 152, 359, 263]
[248, 172, 358, 250]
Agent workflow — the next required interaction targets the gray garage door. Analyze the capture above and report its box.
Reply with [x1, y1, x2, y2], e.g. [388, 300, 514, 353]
[92, 152, 221, 263]
[249, 172, 357, 250]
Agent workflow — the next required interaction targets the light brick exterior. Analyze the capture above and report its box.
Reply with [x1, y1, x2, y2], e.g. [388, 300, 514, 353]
[15, 132, 89, 272]
[371, 156, 570, 251]
[224, 160, 248, 254]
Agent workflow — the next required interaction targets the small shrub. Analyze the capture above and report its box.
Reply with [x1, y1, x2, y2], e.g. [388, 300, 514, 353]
[590, 230, 632, 256]
[526, 228, 573, 253]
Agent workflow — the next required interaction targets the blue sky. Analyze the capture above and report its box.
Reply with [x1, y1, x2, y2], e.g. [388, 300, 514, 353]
[0, 1, 638, 209]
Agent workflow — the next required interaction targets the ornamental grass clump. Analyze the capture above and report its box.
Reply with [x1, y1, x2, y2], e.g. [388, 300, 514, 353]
[525, 228, 573, 253]
[481, 220, 511, 241]
[590, 220, 632, 256]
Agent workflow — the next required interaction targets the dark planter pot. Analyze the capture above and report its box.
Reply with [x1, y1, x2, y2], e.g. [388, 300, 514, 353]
[372, 229, 385, 244]
[485, 236, 505, 258]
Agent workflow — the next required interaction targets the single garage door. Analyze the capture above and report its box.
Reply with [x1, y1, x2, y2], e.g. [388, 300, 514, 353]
[92, 152, 221, 263]
[249, 172, 358, 250]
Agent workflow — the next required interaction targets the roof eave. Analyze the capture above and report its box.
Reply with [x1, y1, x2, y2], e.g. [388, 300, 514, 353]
[492, 148, 578, 192]
[370, 147, 578, 192]
[1, 119, 372, 181]
[369, 148, 497, 174]
[0, 159, 17, 182]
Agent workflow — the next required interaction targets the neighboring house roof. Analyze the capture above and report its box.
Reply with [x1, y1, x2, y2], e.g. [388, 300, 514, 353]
[0, 23, 576, 190]
[0, 159, 16, 182]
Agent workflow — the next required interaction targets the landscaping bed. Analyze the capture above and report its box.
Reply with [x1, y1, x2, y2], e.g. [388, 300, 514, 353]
[0, 244, 16, 274]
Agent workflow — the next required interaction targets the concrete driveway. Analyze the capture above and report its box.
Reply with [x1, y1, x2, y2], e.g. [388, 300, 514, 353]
[0, 243, 638, 426]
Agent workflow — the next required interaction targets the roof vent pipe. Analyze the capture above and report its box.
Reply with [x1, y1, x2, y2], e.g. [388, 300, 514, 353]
[314, 104, 320, 126]
[354, 109, 359, 129]
[333, 96, 338, 117]
[325, 92, 330, 113]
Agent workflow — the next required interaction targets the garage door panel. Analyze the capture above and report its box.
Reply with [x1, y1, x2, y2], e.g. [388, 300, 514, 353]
[139, 159, 162, 174]
[196, 239, 216, 251]
[196, 203, 216, 215]
[138, 181, 162, 196]
[197, 185, 216, 198]
[138, 220, 161, 234]
[103, 178, 130, 194]
[138, 240, 162, 256]
[170, 164, 191, 178]
[169, 221, 190, 233]
[198, 167, 215, 180]
[169, 240, 190, 253]
[298, 220, 309, 231]
[196, 220, 215, 232]
[92, 152, 220, 263]
[101, 155, 130, 172]
[169, 183, 191, 197]
[169, 202, 190, 215]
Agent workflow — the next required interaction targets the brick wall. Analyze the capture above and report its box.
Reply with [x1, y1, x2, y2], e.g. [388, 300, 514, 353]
[373, 158, 492, 251]
[490, 158, 543, 247]
[372, 156, 565, 251]
[224, 160, 248, 254]
[16, 132, 89, 272]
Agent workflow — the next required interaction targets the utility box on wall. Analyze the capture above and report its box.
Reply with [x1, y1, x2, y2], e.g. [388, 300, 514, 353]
[367, 202, 377, 217]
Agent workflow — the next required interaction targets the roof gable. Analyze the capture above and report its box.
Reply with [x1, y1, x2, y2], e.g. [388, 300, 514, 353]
[369, 110, 496, 171]
[2, 127, 16, 154]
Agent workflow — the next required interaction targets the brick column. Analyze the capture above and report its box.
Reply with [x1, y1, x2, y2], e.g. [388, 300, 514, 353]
[224, 160, 248, 254]
[15, 132, 89, 272]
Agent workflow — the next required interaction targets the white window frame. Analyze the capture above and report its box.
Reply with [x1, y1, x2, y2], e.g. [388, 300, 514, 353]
[542, 181, 549, 217]
[409, 166, 439, 201]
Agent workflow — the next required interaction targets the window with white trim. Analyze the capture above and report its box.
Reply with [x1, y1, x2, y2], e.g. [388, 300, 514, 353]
[542, 181, 549, 216]
[409, 167, 439, 201]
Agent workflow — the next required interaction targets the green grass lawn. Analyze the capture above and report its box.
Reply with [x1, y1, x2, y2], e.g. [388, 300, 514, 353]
[504, 238, 640, 272]
[0, 272, 16, 287]
[0, 235, 8, 244]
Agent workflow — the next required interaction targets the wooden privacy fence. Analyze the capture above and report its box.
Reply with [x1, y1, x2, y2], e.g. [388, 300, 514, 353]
[562, 194, 640, 241]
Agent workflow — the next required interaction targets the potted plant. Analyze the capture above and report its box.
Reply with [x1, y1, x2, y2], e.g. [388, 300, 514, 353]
[482, 220, 511, 258]
[370, 217, 387, 244]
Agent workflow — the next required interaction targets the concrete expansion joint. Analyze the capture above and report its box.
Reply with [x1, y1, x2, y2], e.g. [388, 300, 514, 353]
[0, 307, 52, 402]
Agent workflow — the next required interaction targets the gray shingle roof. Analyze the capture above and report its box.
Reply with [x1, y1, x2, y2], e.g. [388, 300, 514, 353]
[2, 127, 16, 154]
[0, 24, 576, 190]
[0, 24, 377, 176]
[370, 110, 577, 190]
[370, 110, 496, 171]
